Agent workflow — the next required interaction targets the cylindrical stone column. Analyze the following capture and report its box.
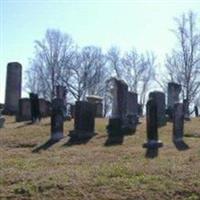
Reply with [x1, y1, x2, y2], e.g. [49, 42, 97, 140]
[4, 62, 22, 115]
[51, 98, 64, 141]
[173, 103, 184, 142]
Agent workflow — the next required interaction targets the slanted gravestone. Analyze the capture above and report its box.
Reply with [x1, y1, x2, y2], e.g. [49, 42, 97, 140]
[3, 62, 22, 115]
[51, 98, 64, 141]
[126, 92, 138, 132]
[87, 95, 103, 118]
[149, 91, 166, 127]
[106, 78, 129, 136]
[173, 103, 184, 142]
[0, 109, 5, 128]
[30, 93, 41, 123]
[183, 99, 190, 120]
[194, 106, 199, 117]
[167, 82, 181, 120]
[69, 101, 95, 140]
[143, 98, 163, 148]
[16, 98, 31, 122]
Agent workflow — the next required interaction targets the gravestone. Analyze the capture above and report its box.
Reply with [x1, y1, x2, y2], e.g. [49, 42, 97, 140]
[39, 99, 51, 118]
[30, 93, 41, 123]
[173, 103, 184, 142]
[149, 91, 166, 127]
[3, 62, 22, 115]
[51, 98, 64, 141]
[0, 110, 5, 128]
[194, 106, 199, 117]
[138, 103, 143, 117]
[167, 82, 181, 120]
[143, 98, 163, 148]
[70, 104, 75, 118]
[126, 92, 138, 131]
[16, 98, 31, 122]
[106, 78, 129, 136]
[69, 101, 95, 140]
[183, 99, 190, 120]
[87, 95, 103, 117]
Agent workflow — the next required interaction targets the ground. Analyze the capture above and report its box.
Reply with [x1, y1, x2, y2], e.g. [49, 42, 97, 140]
[0, 116, 200, 200]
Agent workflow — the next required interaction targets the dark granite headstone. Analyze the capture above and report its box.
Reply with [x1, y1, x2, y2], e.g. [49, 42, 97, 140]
[87, 95, 103, 118]
[16, 98, 31, 122]
[194, 106, 199, 117]
[30, 93, 41, 123]
[149, 91, 166, 127]
[39, 99, 51, 118]
[51, 98, 64, 141]
[167, 82, 181, 120]
[69, 101, 95, 140]
[173, 103, 184, 142]
[183, 99, 190, 120]
[3, 62, 22, 115]
[143, 98, 163, 148]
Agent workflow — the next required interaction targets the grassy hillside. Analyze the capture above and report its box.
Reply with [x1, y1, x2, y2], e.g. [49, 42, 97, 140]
[0, 116, 200, 200]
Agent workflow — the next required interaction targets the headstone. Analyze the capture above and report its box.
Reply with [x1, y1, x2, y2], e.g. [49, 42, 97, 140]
[138, 103, 143, 117]
[194, 106, 199, 117]
[0, 109, 5, 128]
[173, 103, 184, 142]
[16, 98, 31, 122]
[51, 98, 64, 141]
[126, 92, 138, 131]
[30, 93, 41, 123]
[87, 95, 103, 117]
[183, 99, 190, 120]
[143, 98, 163, 148]
[69, 101, 95, 140]
[3, 62, 22, 115]
[149, 91, 166, 127]
[167, 82, 181, 119]
[106, 78, 129, 135]
[39, 99, 51, 118]
[70, 104, 75, 118]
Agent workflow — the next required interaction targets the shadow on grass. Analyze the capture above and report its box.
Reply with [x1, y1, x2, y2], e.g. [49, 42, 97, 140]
[184, 133, 200, 138]
[32, 139, 60, 153]
[145, 147, 158, 159]
[16, 121, 38, 129]
[104, 135, 124, 146]
[173, 140, 189, 151]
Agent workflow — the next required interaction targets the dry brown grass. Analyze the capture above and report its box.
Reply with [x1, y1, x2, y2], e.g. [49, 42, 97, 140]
[0, 116, 200, 200]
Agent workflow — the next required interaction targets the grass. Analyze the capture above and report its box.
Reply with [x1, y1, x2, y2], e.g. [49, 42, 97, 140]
[0, 116, 200, 200]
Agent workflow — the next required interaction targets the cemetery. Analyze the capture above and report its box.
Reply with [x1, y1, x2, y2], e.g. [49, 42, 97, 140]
[1, 2, 200, 199]
[0, 62, 200, 200]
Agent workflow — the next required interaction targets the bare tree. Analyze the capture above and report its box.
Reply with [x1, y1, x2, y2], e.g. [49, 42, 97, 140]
[165, 11, 200, 106]
[26, 29, 75, 100]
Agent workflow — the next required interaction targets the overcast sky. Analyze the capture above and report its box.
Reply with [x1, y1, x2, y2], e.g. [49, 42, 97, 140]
[0, 0, 200, 103]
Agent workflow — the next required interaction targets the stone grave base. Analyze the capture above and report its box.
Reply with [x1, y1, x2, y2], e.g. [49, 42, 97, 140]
[69, 130, 96, 140]
[51, 132, 64, 141]
[143, 140, 163, 148]
[173, 137, 183, 143]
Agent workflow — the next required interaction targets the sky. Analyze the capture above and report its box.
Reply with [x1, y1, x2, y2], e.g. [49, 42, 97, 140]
[0, 0, 200, 103]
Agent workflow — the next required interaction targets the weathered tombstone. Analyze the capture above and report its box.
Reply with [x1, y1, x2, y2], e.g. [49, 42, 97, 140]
[16, 98, 31, 122]
[30, 93, 41, 123]
[87, 95, 103, 118]
[138, 103, 143, 117]
[167, 82, 181, 120]
[173, 103, 184, 142]
[143, 98, 163, 148]
[39, 99, 51, 118]
[3, 62, 22, 115]
[183, 99, 190, 120]
[194, 105, 199, 117]
[70, 104, 75, 118]
[149, 91, 166, 127]
[0, 109, 5, 128]
[51, 98, 64, 141]
[69, 101, 95, 140]
[126, 92, 138, 131]
[106, 78, 129, 136]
